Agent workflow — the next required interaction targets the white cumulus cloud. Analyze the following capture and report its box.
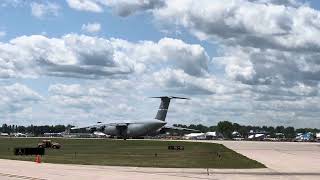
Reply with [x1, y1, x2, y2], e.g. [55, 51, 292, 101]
[66, 0, 166, 15]
[66, 0, 103, 12]
[111, 37, 209, 76]
[0, 31, 5, 38]
[30, 2, 60, 18]
[81, 22, 101, 33]
[0, 34, 210, 81]
[0, 34, 133, 79]
[0, 83, 42, 120]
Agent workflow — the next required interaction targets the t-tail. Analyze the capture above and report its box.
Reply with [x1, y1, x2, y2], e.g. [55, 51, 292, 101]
[151, 96, 189, 121]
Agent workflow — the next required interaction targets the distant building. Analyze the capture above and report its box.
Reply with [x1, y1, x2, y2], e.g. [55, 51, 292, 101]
[43, 133, 63, 137]
[232, 131, 244, 140]
[184, 132, 223, 140]
[205, 132, 223, 140]
[232, 131, 242, 137]
[14, 133, 27, 137]
[0, 133, 9, 137]
[184, 133, 205, 140]
[63, 133, 94, 138]
[248, 134, 266, 141]
[275, 133, 285, 138]
[316, 133, 320, 141]
[248, 130, 268, 141]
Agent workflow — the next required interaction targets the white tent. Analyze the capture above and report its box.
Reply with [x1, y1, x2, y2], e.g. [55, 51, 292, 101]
[205, 132, 217, 136]
[184, 132, 222, 140]
[93, 131, 109, 138]
[248, 133, 265, 140]
[0, 133, 9, 136]
[184, 133, 205, 140]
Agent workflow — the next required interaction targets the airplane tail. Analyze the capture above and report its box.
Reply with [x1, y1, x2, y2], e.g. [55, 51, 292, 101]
[151, 96, 189, 121]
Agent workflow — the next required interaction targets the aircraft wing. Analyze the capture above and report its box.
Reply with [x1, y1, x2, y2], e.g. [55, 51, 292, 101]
[71, 124, 100, 130]
[161, 126, 201, 133]
[71, 123, 128, 131]
[109, 123, 128, 127]
[71, 123, 107, 132]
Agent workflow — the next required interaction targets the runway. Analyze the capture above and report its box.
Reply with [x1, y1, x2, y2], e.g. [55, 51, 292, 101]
[218, 140, 320, 179]
[0, 140, 319, 180]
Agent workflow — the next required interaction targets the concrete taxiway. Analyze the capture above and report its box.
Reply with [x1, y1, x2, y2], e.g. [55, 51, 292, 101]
[218, 140, 320, 179]
[0, 140, 319, 180]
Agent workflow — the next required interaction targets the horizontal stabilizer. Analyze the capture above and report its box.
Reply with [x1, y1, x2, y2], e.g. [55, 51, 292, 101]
[150, 96, 190, 100]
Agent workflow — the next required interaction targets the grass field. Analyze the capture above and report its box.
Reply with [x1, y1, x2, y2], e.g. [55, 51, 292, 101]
[0, 138, 265, 168]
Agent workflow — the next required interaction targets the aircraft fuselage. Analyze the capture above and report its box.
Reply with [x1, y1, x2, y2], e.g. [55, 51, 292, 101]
[101, 119, 167, 137]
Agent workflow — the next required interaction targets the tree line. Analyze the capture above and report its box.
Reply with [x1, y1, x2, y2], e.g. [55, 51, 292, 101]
[0, 124, 71, 136]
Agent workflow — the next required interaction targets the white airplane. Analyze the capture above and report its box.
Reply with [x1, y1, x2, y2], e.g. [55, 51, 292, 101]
[14, 133, 27, 137]
[71, 96, 198, 139]
[93, 131, 110, 138]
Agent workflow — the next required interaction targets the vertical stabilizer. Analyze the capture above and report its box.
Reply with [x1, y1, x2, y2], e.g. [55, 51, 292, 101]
[151, 96, 189, 121]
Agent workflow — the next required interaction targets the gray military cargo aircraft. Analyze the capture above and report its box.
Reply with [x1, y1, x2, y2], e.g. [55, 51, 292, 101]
[71, 96, 198, 139]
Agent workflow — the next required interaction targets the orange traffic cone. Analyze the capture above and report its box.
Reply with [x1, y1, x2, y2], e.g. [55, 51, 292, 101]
[35, 155, 41, 163]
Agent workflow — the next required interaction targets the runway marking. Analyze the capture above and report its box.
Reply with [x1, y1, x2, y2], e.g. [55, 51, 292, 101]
[0, 172, 46, 180]
[122, 170, 218, 180]
[125, 169, 320, 177]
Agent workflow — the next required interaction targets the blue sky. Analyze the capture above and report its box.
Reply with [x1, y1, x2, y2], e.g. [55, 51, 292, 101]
[0, 1, 217, 52]
[1, 0, 320, 128]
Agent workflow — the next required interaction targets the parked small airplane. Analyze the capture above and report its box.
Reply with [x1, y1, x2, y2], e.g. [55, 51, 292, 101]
[14, 133, 27, 137]
[71, 96, 198, 139]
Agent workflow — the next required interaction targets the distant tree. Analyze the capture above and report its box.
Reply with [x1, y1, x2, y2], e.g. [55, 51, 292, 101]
[8, 125, 12, 133]
[208, 126, 217, 132]
[1, 121, 318, 138]
[2, 124, 9, 133]
[233, 123, 241, 132]
[217, 121, 234, 139]
[238, 126, 248, 137]
[53, 125, 66, 133]
[267, 126, 275, 134]
[17, 126, 26, 133]
[296, 128, 318, 134]
[284, 127, 295, 138]
[173, 124, 187, 128]
[188, 124, 197, 130]
[262, 126, 268, 132]
[275, 126, 285, 133]
[195, 124, 209, 132]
